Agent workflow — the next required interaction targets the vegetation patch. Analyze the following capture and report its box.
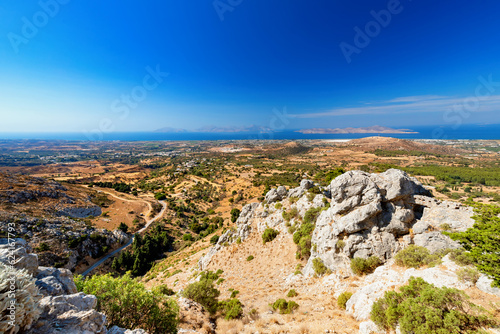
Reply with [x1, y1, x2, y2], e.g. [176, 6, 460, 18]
[337, 291, 353, 310]
[293, 222, 315, 259]
[75, 273, 178, 334]
[370, 277, 496, 333]
[448, 202, 500, 286]
[271, 299, 299, 314]
[394, 245, 443, 269]
[262, 228, 279, 244]
[312, 257, 331, 276]
[350, 256, 382, 275]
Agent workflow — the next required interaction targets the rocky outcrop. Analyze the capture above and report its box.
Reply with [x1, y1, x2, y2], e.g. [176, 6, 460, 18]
[35, 267, 78, 296]
[56, 206, 102, 219]
[303, 169, 467, 276]
[0, 238, 143, 334]
[199, 203, 259, 270]
[31, 293, 107, 334]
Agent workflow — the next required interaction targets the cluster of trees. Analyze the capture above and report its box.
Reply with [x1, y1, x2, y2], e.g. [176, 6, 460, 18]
[373, 163, 500, 186]
[252, 172, 302, 190]
[372, 149, 445, 158]
[75, 273, 178, 334]
[112, 225, 172, 276]
[448, 201, 500, 287]
[90, 181, 132, 193]
[314, 167, 345, 185]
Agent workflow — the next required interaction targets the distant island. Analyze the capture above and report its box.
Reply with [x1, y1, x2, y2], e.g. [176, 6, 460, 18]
[296, 125, 418, 134]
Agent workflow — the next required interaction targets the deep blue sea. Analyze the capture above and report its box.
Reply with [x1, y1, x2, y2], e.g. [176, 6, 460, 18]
[1, 124, 499, 141]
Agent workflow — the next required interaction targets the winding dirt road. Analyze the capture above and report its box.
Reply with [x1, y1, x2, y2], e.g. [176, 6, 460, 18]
[81, 187, 167, 276]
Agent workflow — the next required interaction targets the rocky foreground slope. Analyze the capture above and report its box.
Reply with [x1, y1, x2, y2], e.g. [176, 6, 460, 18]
[193, 169, 500, 333]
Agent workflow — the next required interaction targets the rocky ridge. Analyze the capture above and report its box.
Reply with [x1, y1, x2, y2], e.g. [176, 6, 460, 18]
[0, 238, 147, 334]
[197, 168, 500, 333]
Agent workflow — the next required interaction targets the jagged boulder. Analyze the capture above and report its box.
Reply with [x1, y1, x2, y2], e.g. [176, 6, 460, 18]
[304, 169, 443, 276]
[35, 267, 78, 296]
[29, 293, 107, 334]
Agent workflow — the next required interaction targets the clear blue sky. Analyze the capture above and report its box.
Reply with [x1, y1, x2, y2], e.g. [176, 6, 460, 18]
[1, 0, 500, 133]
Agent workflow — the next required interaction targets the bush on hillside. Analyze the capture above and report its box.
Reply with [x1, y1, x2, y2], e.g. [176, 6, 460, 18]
[282, 207, 299, 222]
[394, 245, 442, 269]
[287, 289, 298, 297]
[312, 258, 331, 276]
[350, 256, 382, 275]
[262, 228, 279, 244]
[230, 208, 241, 223]
[293, 222, 315, 259]
[337, 291, 353, 310]
[271, 299, 299, 314]
[370, 277, 496, 333]
[75, 273, 178, 334]
[219, 298, 243, 320]
[183, 274, 221, 315]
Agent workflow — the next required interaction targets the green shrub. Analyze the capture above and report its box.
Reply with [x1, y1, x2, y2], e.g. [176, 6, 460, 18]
[274, 202, 282, 210]
[230, 208, 241, 223]
[230, 290, 240, 298]
[36, 242, 50, 252]
[262, 228, 279, 244]
[246, 255, 254, 261]
[448, 248, 473, 266]
[293, 222, 315, 259]
[182, 233, 193, 241]
[350, 256, 382, 275]
[440, 223, 451, 231]
[337, 291, 353, 310]
[118, 222, 129, 233]
[289, 196, 298, 204]
[457, 267, 480, 284]
[210, 235, 219, 244]
[287, 289, 298, 297]
[75, 273, 178, 333]
[183, 275, 221, 315]
[448, 202, 500, 286]
[370, 276, 496, 333]
[153, 284, 175, 296]
[394, 245, 442, 268]
[236, 237, 241, 244]
[336, 239, 345, 250]
[303, 207, 322, 224]
[271, 299, 299, 314]
[219, 298, 243, 320]
[282, 207, 299, 222]
[313, 258, 331, 276]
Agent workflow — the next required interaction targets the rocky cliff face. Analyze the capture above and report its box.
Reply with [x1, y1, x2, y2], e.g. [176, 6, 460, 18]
[303, 169, 471, 276]
[201, 169, 474, 277]
[0, 238, 144, 334]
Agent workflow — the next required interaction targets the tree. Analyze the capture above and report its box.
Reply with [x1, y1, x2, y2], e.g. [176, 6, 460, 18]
[183, 276, 221, 315]
[118, 222, 128, 233]
[230, 208, 241, 223]
[448, 201, 500, 287]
